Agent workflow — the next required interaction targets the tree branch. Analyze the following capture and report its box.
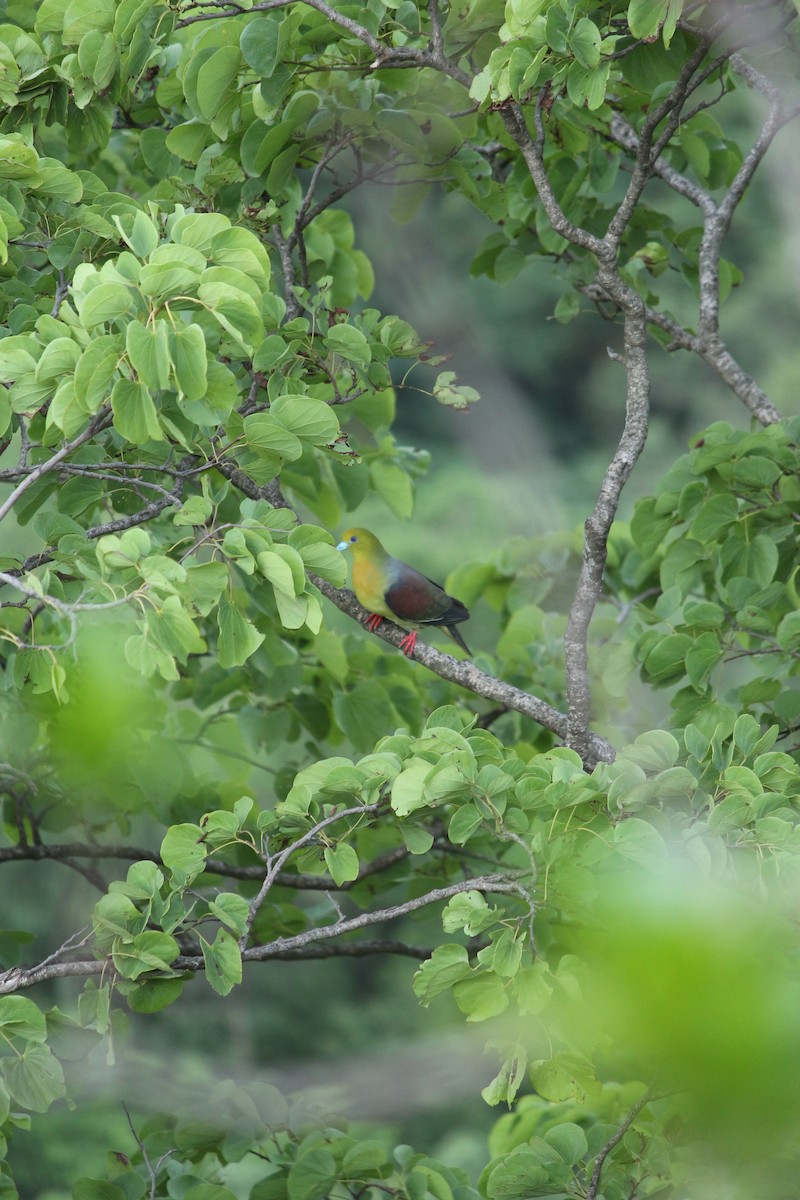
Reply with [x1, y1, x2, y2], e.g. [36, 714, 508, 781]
[0, 874, 519, 995]
[586, 1088, 653, 1200]
[606, 113, 715, 215]
[309, 573, 615, 766]
[0, 838, 411, 891]
[502, 97, 605, 257]
[603, 58, 791, 426]
[273, 226, 301, 321]
[0, 409, 112, 526]
[603, 36, 714, 250]
[562, 289, 650, 760]
[240, 800, 386, 948]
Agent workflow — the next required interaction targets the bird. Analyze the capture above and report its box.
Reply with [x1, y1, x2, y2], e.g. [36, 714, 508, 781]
[336, 528, 471, 657]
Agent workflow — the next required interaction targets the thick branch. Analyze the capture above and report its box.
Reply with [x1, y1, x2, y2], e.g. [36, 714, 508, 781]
[604, 66, 790, 426]
[563, 286, 650, 759]
[273, 226, 301, 321]
[696, 339, 780, 424]
[0, 839, 410, 891]
[695, 54, 800, 395]
[208, 463, 616, 765]
[0, 874, 518, 995]
[502, 100, 604, 257]
[606, 113, 715, 215]
[309, 573, 615, 766]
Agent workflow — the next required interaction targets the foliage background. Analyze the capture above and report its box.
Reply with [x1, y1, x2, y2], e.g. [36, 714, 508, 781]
[1, 0, 800, 1197]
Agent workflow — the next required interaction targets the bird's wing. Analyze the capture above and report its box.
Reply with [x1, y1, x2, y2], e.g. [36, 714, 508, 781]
[383, 565, 448, 623]
[384, 565, 468, 627]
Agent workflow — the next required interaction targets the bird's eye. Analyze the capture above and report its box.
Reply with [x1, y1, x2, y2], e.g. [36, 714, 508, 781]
[350, 535, 357, 543]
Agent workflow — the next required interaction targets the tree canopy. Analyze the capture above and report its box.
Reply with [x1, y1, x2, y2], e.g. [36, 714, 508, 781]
[1, 0, 800, 1196]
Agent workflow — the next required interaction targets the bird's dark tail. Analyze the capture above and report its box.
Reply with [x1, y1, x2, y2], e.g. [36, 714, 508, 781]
[445, 623, 471, 656]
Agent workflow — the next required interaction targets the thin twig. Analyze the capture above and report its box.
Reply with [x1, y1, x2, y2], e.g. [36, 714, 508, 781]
[0, 409, 112, 526]
[122, 1102, 176, 1200]
[586, 1089, 653, 1200]
[239, 800, 386, 948]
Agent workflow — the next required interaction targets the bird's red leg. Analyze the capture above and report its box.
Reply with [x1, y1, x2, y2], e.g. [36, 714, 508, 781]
[398, 630, 418, 657]
[365, 613, 383, 632]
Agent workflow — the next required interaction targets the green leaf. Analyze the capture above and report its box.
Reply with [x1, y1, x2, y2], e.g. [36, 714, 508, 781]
[491, 929, 524, 978]
[391, 761, 431, 817]
[642, 633, 693, 683]
[570, 17, 600, 68]
[73, 1180, 126, 1200]
[196, 46, 242, 121]
[433, 370, 480, 409]
[111, 378, 163, 445]
[370, 460, 413, 519]
[240, 13, 282, 76]
[484, 1148, 549, 1198]
[79, 282, 133, 328]
[323, 843, 359, 886]
[452, 971, 509, 1021]
[627, 0, 674, 40]
[3, 1043, 66, 1111]
[324, 323, 371, 367]
[0, 996, 46, 1043]
[689, 493, 739, 542]
[729, 455, 782, 489]
[73, 334, 122, 413]
[113, 931, 179, 980]
[777, 611, 800, 651]
[333, 682, 394, 753]
[217, 598, 265, 667]
[258, 548, 298, 596]
[209, 893, 250, 937]
[530, 1052, 601, 1103]
[481, 1045, 528, 1107]
[126, 320, 170, 391]
[201, 928, 242, 996]
[0, 136, 40, 181]
[287, 1148, 337, 1200]
[447, 802, 484, 846]
[413, 943, 471, 1004]
[289, 527, 346, 586]
[170, 322, 208, 401]
[513, 963, 554, 1016]
[721, 532, 778, 585]
[173, 495, 213, 527]
[112, 210, 159, 258]
[544, 1123, 588, 1165]
[160, 823, 207, 889]
[165, 121, 209, 163]
[198, 281, 263, 352]
[442, 891, 497, 935]
[244, 412, 303, 461]
[270, 395, 340, 445]
[124, 977, 185, 1014]
[686, 631, 724, 691]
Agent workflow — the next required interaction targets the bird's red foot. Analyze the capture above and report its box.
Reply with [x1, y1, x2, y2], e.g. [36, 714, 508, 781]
[365, 613, 383, 632]
[398, 630, 418, 657]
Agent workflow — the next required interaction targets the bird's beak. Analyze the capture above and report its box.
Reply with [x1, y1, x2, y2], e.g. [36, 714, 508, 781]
[336, 540, 350, 552]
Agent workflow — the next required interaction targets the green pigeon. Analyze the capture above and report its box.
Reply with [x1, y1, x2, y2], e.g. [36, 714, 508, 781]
[336, 527, 471, 656]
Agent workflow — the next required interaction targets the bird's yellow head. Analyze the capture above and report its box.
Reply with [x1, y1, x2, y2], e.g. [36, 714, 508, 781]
[336, 528, 385, 557]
